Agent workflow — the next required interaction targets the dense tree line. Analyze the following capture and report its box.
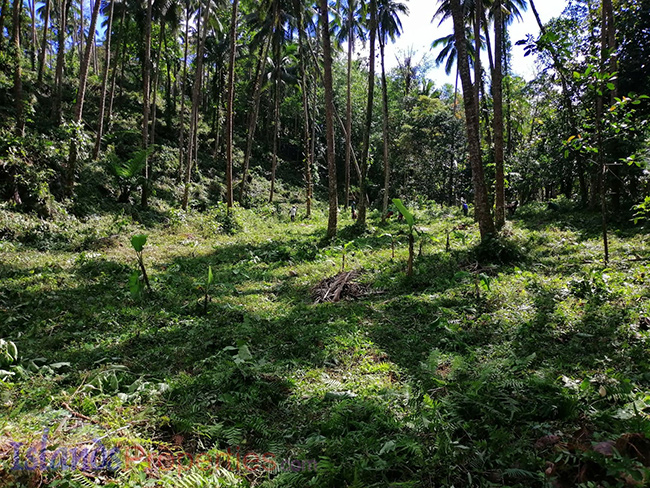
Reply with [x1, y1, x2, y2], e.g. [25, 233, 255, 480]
[0, 0, 648, 241]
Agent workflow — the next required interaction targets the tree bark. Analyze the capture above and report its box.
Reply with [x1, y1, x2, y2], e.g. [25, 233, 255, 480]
[494, 0, 505, 228]
[320, 0, 337, 238]
[239, 36, 270, 203]
[0, 0, 8, 50]
[37, 0, 51, 86]
[177, 5, 190, 181]
[150, 20, 165, 146]
[358, 0, 376, 228]
[107, 6, 125, 130]
[12, 0, 24, 137]
[182, 4, 210, 210]
[65, 0, 101, 195]
[225, 0, 239, 209]
[92, 0, 114, 160]
[52, 0, 70, 124]
[344, 1, 354, 209]
[295, 0, 312, 217]
[380, 35, 390, 221]
[450, 0, 495, 239]
[140, 0, 153, 207]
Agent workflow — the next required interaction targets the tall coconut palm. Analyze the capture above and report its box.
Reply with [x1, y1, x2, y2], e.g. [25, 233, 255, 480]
[52, 0, 71, 124]
[12, 0, 24, 137]
[290, 0, 316, 216]
[37, 0, 52, 85]
[319, 0, 337, 238]
[182, 0, 211, 209]
[141, 0, 153, 207]
[493, 0, 505, 228]
[450, 0, 495, 238]
[377, 0, 408, 220]
[335, 0, 365, 210]
[357, 0, 377, 229]
[92, 0, 115, 159]
[225, 0, 239, 208]
[65, 0, 102, 196]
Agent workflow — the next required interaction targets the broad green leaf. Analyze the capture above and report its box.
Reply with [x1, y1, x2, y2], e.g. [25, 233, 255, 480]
[392, 198, 415, 227]
[207, 266, 214, 286]
[131, 234, 148, 252]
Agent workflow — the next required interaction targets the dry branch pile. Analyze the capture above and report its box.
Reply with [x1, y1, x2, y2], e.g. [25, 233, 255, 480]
[312, 271, 369, 303]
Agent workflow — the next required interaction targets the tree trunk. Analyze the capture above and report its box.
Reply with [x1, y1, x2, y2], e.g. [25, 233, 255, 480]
[320, 0, 337, 238]
[107, 6, 125, 130]
[268, 47, 281, 204]
[178, 6, 190, 181]
[0, 0, 8, 50]
[295, 0, 312, 217]
[182, 4, 210, 210]
[239, 36, 270, 203]
[380, 35, 390, 221]
[12, 0, 24, 137]
[225, 0, 238, 209]
[29, 0, 36, 70]
[358, 0, 376, 228]
[140, 0, 153, 207]
[150, 20, 165, 146]
[78, 0, 84, 64]
[344, 2, 354, 209]
[52, 0, 70, 124]
[494, 0, 505, 229]
[450, 0, 495, 239]
[66, 0, 101, 196]
[37, 0, 51, 86]
[92, 0, 114, 160]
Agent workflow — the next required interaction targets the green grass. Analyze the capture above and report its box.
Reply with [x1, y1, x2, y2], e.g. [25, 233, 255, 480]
[1, 201, 650, 487]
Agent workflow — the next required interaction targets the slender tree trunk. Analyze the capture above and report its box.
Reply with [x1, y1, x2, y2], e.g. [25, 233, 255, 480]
[320, 0, 337, 238]
[225, 0, 238, 209]
[358, 0, 376, 228]
[239, 36, 270, 203]
[178, 8, 190, 181]
[296, 0, 312, 217]
[78, 0, 84, 63]
[92, 0, 114, 159]
[12, 0, 24, 137]
[380, 35, 390, 221]
[29, 0, 36, 70]
[52, 0, 69, 124]
[450, 0, 495, 239]
[344, 2, 354, 209]
[494, 0, 505, 228]
[268, 49, 281, 203]
[107, 7, 125, 129]
[65, 0, 101, 196]
[0, 0, 8, 50]
[150, 20, 165, 145]
[182, 4, 210, 210]
[140, 0, 153, 207]
[37, 0, 51, 85]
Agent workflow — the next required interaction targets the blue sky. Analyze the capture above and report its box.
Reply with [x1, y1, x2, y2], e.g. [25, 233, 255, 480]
[381, 0, 570, 86]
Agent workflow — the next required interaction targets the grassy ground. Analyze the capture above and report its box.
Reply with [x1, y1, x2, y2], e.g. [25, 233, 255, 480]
[1, 200, 650, 487]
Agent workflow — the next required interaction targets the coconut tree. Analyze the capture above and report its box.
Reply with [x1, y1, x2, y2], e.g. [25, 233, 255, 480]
[319, 0, 337, 238]
[450, 0, 495, 238]
[65, 0, 102, 195]
[357, 0, 377, 229]
[377, 0, 408, 221]
[92, 0, 115, 159]
[225, 0, 238, 208]
[12, 0, 24, 137]
[335, 0, 365, 209]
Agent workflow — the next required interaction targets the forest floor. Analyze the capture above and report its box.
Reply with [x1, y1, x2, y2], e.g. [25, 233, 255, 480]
[1, 200, 650, 488]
